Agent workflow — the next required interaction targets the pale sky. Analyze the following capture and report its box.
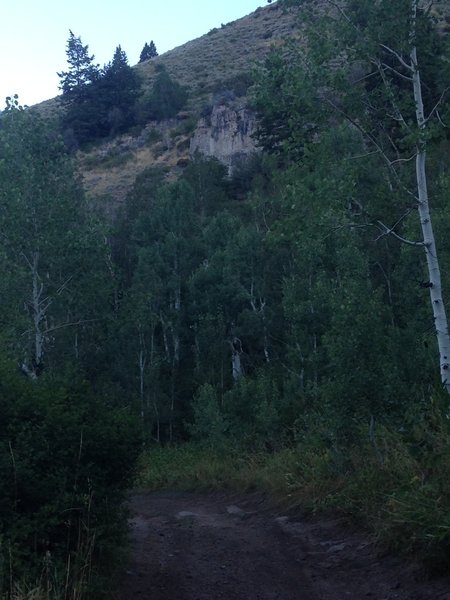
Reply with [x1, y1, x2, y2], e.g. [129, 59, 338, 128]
[1, 0, 267, 108]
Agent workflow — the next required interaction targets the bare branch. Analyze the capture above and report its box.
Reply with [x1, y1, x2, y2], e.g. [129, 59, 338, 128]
[379, 43, 413, 72]
[375, 60, 411, 131]
[344, 150, 380, 161]
[436, 109, 448, 128]
[43, 318, 101, 335]
[56, 275, 74, 296]
[351, 70, 379, 85]
[375, 220, 425, 246]
[322, 95, 417, 200]
[379, 62, 413, 82]
[19, 251, 34, 271]
[390, 153, 418, 165]
[424, 85, 450, 124]
[325, 0, 354, 25]
[331, 223, 371, 233]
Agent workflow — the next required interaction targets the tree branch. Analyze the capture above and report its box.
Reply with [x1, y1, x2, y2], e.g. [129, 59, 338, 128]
[375, 220, 425, 246]
[424, 85, 450, 124]
[379, 62, 413, 82]
[379, 43, 413, 72]
[20, 317, 101, 338]
[390, 153, 418, 165]
[322, 95, 418, 200]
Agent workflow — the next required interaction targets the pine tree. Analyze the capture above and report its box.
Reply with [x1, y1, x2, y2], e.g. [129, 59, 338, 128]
[144, 65, 188, 121]
[57, 30, 99, 99]
[101, 45, 142, 134]
[139, 40, 158, 63]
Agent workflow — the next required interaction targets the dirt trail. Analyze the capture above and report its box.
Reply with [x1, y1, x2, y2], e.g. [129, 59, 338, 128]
[118, 492, 450, 600]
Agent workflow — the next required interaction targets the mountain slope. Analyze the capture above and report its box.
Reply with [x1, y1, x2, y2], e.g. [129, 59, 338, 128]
[73, 2, 300, 211]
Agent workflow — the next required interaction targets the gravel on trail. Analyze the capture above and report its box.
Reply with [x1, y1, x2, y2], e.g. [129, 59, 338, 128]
[118, 492, 450, 600]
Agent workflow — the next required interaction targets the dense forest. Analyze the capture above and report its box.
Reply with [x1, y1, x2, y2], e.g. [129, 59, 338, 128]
[1, 0, 450, 596]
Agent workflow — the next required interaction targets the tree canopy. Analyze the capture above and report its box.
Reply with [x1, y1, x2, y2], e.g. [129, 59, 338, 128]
[57, 30, 100, 99]
[3, 3, 450, 591]
[58, 34, 142, 144]
[139, 40, 158, 62]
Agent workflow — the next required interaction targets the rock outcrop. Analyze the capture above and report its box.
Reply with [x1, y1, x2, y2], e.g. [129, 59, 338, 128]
[190, 101, 259, 172]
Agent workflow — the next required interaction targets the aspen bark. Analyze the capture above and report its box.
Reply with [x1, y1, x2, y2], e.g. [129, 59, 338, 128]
[410, 0, 450, 393]
[29, 252, 46, 379]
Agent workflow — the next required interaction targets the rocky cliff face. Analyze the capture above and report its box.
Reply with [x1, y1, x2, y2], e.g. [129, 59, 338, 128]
[71, 2, 298, 208]
[190, 101, 259, 172]
[80, 101, 259, 212]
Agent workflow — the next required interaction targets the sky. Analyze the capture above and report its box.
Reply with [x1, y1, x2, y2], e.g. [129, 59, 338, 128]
[1, 0, 267, 108]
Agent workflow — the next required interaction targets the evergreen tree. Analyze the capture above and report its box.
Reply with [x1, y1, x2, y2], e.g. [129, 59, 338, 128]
[139, 40, 158, 63]
[101, 45, 142, 134]
[59, 40, 141, 144]
[143, 65, 188, 121]
[57, 30, 99, 99]
[58, 31, 103, 145]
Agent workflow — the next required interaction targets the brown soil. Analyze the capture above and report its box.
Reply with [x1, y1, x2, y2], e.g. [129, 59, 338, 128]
[118, 492, 450, 600]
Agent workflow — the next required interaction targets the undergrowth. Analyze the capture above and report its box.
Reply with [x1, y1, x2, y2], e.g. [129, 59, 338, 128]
[0, 365, 140, 599]
[136, 399, 450, 574]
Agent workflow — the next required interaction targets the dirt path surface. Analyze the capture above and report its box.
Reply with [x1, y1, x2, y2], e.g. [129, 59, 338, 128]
[118, 492, 450, 600]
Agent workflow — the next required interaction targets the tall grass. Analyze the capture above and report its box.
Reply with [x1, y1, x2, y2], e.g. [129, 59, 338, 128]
[2, 526, 95, 600]
[136, 407, 450, 572]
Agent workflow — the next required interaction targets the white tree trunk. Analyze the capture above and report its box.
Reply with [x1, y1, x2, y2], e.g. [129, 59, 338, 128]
[32, 253, 45, 372]
[410, 3, 450, 393]
[249, 282, 270, 363]
[21, 251, 48, 379]
[138, 330, 147, 436]
[231, 337, 244, 381]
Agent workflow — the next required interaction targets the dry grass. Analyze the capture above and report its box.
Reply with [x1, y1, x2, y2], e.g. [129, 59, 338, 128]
[42, 1, 450, 208]
[134, 3, 299, 98]
[32, 3, 301, 210]
[79, 119, 189, 211]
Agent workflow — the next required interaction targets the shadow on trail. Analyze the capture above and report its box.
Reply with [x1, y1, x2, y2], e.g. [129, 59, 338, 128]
[118, 492, 450, 600]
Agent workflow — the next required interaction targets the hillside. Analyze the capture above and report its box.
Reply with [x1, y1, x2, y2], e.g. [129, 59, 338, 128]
[3, 2, 450, 595]
[34, 0, 450, 213]
[69, 2, 299, 211]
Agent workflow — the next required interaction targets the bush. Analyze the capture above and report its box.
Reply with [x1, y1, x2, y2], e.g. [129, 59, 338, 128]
[0, 361, 140, 591]
[212, 72, 254, 98]
[137, 401, 450, 573]
[187, 375, 286, 451]
[140, 66, 188, 122]
[188, 384, 228, 448]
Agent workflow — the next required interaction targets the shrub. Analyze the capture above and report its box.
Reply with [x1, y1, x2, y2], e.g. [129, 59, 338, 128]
[0, 361, 140, 591]
[140, 66, 188, 122]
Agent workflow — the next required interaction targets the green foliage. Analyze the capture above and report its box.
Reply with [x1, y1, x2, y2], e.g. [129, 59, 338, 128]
[189, 384, 228, 447]
[212, 71, 254, 97]
[59, 36, 142, 145]
[139, 41, 158, 63]
[57, 30, 100, 99]
[0, 108, 138, 593]
[136, 445, 243, 491]
[125, 4, 450, 571]
[4, 0, 449, 583]
[139, 65, 188, 122]
[0, 108, 111, 377]
[252, 49, 322, 160]
[223, 376, 283, 446]
[99, 45, 142, 136]
[0, 360, 140, 591]
[181, 153, 229, 218]
[138, 399, 450, 571]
